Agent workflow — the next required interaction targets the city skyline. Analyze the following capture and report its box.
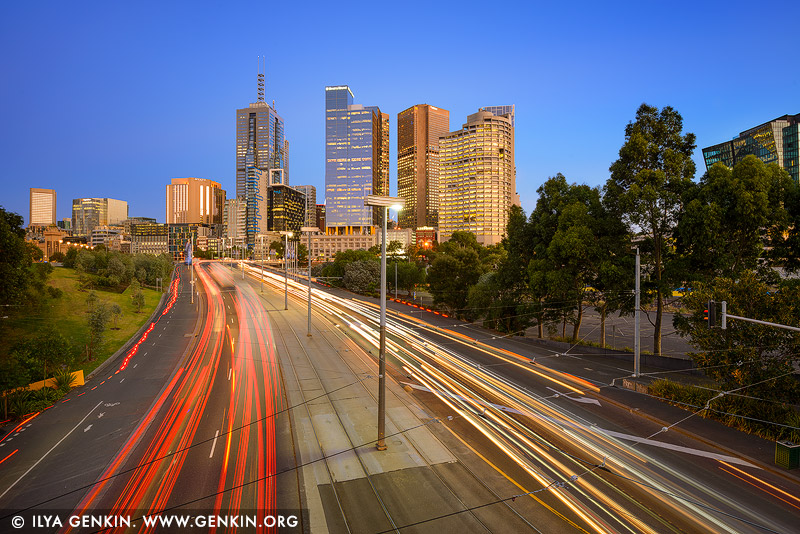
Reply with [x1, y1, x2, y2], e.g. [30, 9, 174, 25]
[3, 1, 799, 225]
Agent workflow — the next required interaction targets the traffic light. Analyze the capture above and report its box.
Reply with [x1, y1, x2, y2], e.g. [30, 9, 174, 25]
[704, 300, 716, 328]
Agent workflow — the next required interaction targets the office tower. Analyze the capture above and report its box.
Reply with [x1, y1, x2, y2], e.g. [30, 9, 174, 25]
[236, 68, 286, 248]
[324, 85, 388, 235]
[703, 114, 800, 183]
[223, 197, 247, 245]
[316, 204, 326, 232]
[130, 222, 168, 255]
[29, 188, 57, 227]
[266, 185, 305, 233]
[439, 109, 516, 246]
[284, 139, 290, 185]
[397, 105, 450, 229]
[72, 198, 129, 238]
[294, 185, 317, 228]
[166, 177, 225, 225]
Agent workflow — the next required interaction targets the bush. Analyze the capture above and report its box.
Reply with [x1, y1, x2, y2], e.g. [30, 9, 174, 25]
[52, 368, 77, 393]
[648, 378, 799, 441]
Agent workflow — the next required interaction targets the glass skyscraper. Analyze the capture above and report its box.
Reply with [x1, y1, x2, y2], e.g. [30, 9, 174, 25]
[397, 104, 450, 230]
[324, 85, 388, 235]
[236, 74, 287, 249]
[702, 114, 800, 183]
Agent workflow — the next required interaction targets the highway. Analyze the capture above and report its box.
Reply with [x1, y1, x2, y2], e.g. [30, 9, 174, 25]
[1, 260, 799, 533]
[245, 261, 800, 534]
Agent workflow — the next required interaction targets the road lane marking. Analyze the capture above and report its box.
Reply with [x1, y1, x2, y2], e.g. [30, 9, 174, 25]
[84, 425, 93, 433]
[228, 368, 232, 380]
[0, 400, 104, 501]
[545, 386, 601, 406]
[402, 382, 759, 469]
[209, 430, 220, 458]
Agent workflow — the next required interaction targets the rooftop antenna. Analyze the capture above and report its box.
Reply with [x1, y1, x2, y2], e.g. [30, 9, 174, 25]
[257, 56, 265, 103]
[272, 99, 275, 111]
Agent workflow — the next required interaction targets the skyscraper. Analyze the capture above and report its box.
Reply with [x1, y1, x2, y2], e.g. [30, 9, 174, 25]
[236, 67, 287, 247]
[166, 177, 225, 225]
[72, 198, 129, 238]
[397, 105, 450, 229]
[294, 185, 317, 228]
[324, 85, 388, 235]
[703, 114, 800, 183]
[439, 109, 516, 246]
[29, 188, 57, 227]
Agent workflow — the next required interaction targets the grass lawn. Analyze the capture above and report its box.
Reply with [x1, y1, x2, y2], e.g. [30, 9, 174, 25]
[1, 267, 163, 377]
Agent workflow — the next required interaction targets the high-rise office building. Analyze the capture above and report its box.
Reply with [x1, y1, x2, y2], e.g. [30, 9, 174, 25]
[29, 188, 57, 227]
[703, 114, 800, 183]
[439, 109, 516, 246]
[397, 105, 450, 229]
[266, 185, 306, 234]
[294, 185, 317, 228]
[237, 69, 287, 247]
[324, 85, 388, 235]
[72, 198, 129, 238]
[166, 178, 225, 225]
[223, 197, 247, 244]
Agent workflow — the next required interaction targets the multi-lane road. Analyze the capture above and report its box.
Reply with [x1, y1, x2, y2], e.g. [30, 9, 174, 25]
[1, 261, 799, 533]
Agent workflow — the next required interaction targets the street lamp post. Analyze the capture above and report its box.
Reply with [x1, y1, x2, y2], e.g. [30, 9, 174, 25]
[365, 195, 405, 451]
[258, 235, 264, 293]
[279, 231, 293, 310]
[302, 227, 316, 337]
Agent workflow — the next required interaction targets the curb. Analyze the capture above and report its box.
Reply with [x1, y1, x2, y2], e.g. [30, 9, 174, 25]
[86, 269, 176, 381]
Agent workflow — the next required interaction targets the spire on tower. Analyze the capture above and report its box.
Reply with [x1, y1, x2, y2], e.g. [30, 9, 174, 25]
[257, 56, 265, 103]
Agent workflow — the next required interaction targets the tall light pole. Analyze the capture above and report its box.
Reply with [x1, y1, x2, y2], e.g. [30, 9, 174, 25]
[279, 231, 293, 310]
[302, 227, 317, 337]
[258, 235, 264, 293]
[365, 195, 405, 451]
[634, 246, 641, 377]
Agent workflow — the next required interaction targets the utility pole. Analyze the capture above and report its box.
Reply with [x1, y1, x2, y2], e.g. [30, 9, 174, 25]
[634, 247, 640, 377]
[279, 231, 292, 310]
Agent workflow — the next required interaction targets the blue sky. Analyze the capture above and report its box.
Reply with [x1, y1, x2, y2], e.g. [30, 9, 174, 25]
[2, 0, 798, 225]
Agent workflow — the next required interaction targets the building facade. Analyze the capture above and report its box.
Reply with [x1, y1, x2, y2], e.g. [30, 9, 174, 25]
[316, 204, 326, 232]
[130, 223, 168, 255]
[702, 114, 800, 183]
[266, 184, 306, 234]
[324, 85, 388, 235]
[294, 185, 317, 228]
[223, 197, 247, 243]
[168, 223, 223, 261]
[72, 198, 128, 238]
[439, 109, 516, 246]
[29, 188, 57, 227]
[166, 177, 225, 225]
[397, 105, 450, 229]
[308, 233, 376, 261]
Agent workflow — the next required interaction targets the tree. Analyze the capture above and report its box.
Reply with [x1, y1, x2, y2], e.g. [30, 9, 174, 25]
[129, 279, 145, 313]
[110, 303, 122, 329]
[269, 240, 285, 259]
[0, 356, 31, 419]
[86, 290, 99, 311]
[428, 232, 488, 316]
[674, 272, 800, 405]
[49, 251, 66, 263]
[390, 260, 426, 296]
[343, 260, 381, 294]
[0, 207, 32, 308]
[676, 156, 793, 281]
[27, 242, 43, 262]
[87, 303, 110, 360]
[605, 104, 696, 355]
[322, 249, 377, 287]
[10, 330, 75, 382]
